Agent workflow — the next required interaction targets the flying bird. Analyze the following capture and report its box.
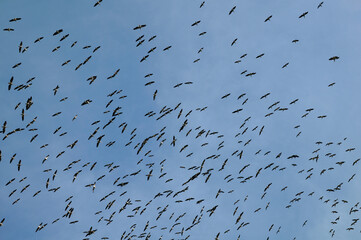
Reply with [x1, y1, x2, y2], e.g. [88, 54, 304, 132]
[53, 29, 63, 36]
[229, 6, 236, 15]
[329, 56, 339, 61]
[94, 0, 103, 7]
[133, 24, 146, 30]
[299, 12, 308, 18]
[9, 18, 22, 22]
[264, 15, 272, 22]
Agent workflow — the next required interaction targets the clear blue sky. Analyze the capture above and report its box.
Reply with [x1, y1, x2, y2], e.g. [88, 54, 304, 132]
[1, 0, 361, 239]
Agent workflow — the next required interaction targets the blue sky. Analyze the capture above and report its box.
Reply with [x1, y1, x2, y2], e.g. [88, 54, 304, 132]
[1, 0, 361, 239]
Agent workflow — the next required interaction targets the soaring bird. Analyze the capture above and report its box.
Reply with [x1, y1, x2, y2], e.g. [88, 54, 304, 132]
[18, 41, 23, 53]
[53, 29, 63, 36]
[60, 34, 69, 41]
[94, 0, 103, 7]
[231, 38, 238, 46]
[34, 37, 44, 43]
[8, 77, 14, 91]
[9, 18, 22, 22]
[229, 6, 236, 15]
[148, 35, 157, 41]
[191, 20, 201, 26]
[299, 12, 308, 18]
[329, 56, 339, 61]
[163, 46, 172, 51]
[12, 63, 22, 68]
[53, 85, 59, 95]
[282, 62, 289, 68]
[17, 160, 22, 171]
[264, 15, 272, 22]
[146, 170, 153, 181]
[133, 24, 146, 30]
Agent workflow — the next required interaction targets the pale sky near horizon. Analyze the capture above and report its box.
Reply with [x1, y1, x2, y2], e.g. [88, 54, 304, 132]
[1, 0, 361, 239]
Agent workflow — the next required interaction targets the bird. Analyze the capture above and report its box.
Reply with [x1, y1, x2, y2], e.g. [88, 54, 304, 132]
[12, 63, 21, 68]
[94, 0, 103, 7]
[9, 18, 21, 22]
[329, 56, 340, 61]
[191, 20, 201, 26]
[60, 34, 69, 41]
[18, 41, 23, 53]
[299, 12, 308, 18]
[264, 15, 272, 22]
[17, 160, 22, 171]
[163, 46, 172, 51]
[229, 6, 236, 15]
[53, 29, 63, 36]
[133, 24, 146, 30]
[8, 77, 14, 91]
[282, 62, 289, 68]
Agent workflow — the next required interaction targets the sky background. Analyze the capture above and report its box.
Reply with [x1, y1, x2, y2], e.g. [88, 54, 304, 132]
[1, 0, 361, 239]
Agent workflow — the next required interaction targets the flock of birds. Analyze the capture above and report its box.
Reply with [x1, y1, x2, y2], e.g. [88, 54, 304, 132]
[0, 1, 359, 240]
